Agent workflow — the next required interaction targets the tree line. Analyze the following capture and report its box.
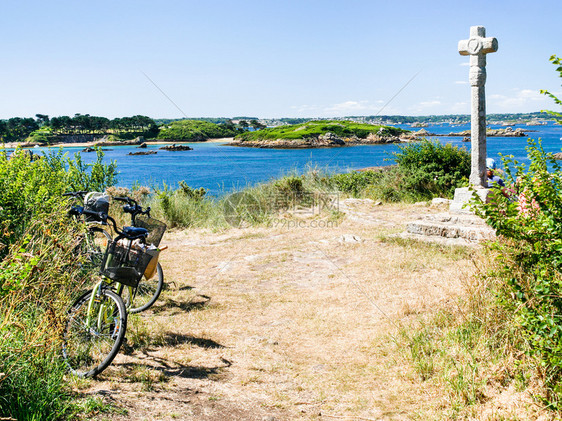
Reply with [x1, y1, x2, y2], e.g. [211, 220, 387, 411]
[0, 114, 158, 142]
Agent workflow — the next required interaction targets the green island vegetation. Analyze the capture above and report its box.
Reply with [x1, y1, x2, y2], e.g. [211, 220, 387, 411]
[234, 119, 407, 142]
[1, 112, 555, 146]
[156, 119, 239, 141]
[1, 56, 562, 419]
[0, 114, 158, 144]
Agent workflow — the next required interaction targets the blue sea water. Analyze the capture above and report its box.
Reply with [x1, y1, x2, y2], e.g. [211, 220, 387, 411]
[22, 122, 562, 195]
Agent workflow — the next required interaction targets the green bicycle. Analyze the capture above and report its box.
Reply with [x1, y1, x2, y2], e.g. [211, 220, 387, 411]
[62, 210, 156, 377]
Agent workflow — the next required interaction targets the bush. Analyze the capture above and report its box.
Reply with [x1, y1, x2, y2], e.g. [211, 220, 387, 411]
[0, 148, 116, 258]
[0, 147, 117, 418]
[474, 138, 562, 408]
[0, 208, 87, 420]
[330, 170, 384, 197]
[391, 139, 470, 200]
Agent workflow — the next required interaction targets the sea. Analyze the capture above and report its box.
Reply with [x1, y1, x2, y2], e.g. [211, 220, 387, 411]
[17, 122, 562, 195]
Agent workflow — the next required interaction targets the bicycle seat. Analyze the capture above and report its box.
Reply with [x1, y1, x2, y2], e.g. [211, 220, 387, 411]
[123, 226, 149, 237]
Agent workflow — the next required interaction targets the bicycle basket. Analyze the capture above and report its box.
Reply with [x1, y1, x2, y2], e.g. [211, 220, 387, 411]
[101, 241, 153, 287]
[84, 192, 110, 223]
[134, 215, 167, 247]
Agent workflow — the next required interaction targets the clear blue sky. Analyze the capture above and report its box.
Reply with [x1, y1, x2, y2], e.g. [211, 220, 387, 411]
[1, 0, 560, 119]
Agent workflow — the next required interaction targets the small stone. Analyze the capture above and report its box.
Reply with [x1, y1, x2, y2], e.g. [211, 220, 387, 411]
[338, 234, 362, 243]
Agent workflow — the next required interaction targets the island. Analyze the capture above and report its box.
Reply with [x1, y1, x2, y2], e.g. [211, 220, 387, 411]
[230, 120, 410, 149]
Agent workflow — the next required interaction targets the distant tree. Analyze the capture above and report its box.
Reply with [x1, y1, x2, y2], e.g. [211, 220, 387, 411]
[222, 119, 236, 131]
[540, 55, 562, 121]
[4, 117, 39, 141]
[250, 119, 265, 130]
[238, 120, 249, 131]
[0, 120, 6, 140]
[35, 114, 49, 127]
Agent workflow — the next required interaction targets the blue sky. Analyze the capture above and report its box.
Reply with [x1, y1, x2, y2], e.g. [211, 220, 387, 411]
[1, 0, 561, 119]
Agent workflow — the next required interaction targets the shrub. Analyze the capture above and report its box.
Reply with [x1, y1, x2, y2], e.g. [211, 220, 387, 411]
[178, 181, 207, 201]
[330, 170, 384, 197]
[0, 147, 117, 418]
[0, 207, 87, 420]
[391, 140, 470, 200]
[0, 148, 116, 258]
[474, 138, 562, 408]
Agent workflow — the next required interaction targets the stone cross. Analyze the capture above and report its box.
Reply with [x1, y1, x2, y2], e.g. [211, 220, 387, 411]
[458, 26, 498, 187]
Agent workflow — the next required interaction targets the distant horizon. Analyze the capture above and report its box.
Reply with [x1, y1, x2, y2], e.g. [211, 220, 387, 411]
[0, 110, 552, 122]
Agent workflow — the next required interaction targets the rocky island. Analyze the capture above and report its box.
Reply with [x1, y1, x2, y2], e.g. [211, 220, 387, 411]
[230, 120, 411, 149]
[410, 126, 528, 138]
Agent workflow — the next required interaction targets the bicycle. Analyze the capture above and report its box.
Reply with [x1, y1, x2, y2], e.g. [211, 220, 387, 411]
[62, 209, 153, 377]
[113, 196, 167, 314]
[63, 191, 112, 270]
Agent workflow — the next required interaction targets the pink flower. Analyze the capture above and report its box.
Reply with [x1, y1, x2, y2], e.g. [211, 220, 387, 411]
[517, 189, 540, 218]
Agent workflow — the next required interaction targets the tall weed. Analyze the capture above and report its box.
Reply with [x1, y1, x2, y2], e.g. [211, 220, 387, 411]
[0, 208, 87, 420]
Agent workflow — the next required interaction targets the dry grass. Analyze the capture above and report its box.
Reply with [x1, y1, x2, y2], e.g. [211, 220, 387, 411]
[72, 201, 541, 420]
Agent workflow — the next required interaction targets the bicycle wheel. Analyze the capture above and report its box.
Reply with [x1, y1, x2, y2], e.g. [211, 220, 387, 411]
[128, 263, 164, 313]
[62, 288, 127, 378]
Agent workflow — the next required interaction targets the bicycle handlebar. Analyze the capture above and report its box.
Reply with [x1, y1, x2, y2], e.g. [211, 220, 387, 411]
[115, 196, 151, 220]
[81, 209, 108, 223]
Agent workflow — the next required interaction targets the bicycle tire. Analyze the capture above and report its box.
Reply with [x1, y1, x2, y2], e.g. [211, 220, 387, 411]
[129, 262, 164, 313]
[62, 288, 127, 378]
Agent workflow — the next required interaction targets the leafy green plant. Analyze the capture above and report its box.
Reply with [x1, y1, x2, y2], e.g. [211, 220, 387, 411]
[330, 170, 383, 197]
[540, 55, 562, 121]
[0, 148, 116, 258]
[473, 138, 562, 408]
[0, 207, 87, 420]
[179, 181, 207, 201]
[391, 139, 470, 200]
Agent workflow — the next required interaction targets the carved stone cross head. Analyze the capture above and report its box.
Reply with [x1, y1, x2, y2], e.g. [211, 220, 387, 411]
[458, 26, 498, 86]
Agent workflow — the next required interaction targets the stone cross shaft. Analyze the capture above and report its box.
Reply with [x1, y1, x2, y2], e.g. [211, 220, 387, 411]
[458, 26, 498, 187]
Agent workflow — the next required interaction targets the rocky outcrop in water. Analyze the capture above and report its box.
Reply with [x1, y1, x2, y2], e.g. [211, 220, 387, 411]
[445, 127, 527, 137]
[128, 151, 157, 156]
[159, 144, 194, 151]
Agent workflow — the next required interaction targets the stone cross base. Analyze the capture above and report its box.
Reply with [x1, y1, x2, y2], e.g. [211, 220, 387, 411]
[449, 187, 490, 214]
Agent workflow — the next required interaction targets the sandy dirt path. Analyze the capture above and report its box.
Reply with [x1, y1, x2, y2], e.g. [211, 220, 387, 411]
[76, 201, 476, 420]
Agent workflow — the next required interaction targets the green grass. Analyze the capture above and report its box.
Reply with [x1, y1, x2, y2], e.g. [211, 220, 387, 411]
[235, 119, 407, 141]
